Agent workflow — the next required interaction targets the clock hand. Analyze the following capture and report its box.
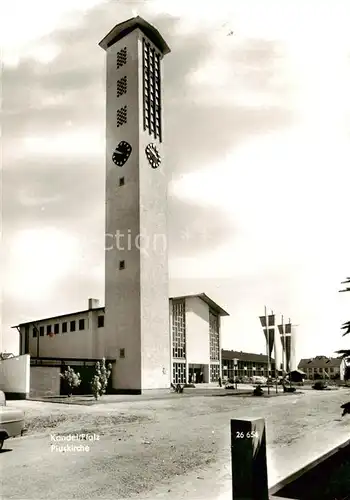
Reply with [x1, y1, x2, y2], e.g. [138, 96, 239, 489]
[149, 151, 158, 162]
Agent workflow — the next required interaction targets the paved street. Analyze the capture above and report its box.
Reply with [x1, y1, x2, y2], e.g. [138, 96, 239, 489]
[2, 388, 350, 499]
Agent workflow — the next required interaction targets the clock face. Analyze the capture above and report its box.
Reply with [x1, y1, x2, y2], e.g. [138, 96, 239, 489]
[112, 141, 132, 167]
[145, 143, 161, 169]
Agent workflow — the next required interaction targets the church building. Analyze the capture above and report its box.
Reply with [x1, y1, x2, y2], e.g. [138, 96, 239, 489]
[12, 16, 229, 396]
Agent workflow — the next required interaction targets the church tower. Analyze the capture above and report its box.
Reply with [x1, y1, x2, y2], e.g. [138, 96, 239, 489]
[99, 17, 171, 393]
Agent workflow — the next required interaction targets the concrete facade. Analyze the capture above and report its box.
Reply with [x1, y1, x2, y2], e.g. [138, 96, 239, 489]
[16, 299, 105, 360]
[0, 354, 30, 399]
[170, 294, 227, 384]
[185, 297, 210, 365]
[100, 18, 171, 393]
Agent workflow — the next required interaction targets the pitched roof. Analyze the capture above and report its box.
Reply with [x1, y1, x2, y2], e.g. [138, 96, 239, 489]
[171, 293, 229, 316]
[13, 293, 229, 328]
[99, 16, 171, 55]
[298, 356, 342, 368]
[12, 307, 105, 328]
[221, 350, 275, 363]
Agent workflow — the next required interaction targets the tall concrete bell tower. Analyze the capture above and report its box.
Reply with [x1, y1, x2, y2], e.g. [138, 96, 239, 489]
[99, 17, 171, 393]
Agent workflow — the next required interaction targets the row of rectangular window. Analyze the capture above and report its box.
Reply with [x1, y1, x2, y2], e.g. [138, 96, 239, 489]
[223, 360, 270, 369]
[305, 366, 336, 373]
[31, 316, 105, 337]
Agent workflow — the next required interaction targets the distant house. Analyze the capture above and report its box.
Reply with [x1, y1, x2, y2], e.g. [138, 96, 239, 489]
[298, 355, 346, 380]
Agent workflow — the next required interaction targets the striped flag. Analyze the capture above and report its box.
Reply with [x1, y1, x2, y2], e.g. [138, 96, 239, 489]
[278, 323, 292, 372]
[259, 315, 275, 357]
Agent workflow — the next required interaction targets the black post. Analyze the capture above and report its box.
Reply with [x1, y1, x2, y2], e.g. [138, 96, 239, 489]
[233, 358, 238, 390]
[230, 418, 269, 500]
[35, 323, 40, 358]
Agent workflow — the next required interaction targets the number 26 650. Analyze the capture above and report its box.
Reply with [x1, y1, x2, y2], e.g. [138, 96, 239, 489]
[236, 431, 258, 438]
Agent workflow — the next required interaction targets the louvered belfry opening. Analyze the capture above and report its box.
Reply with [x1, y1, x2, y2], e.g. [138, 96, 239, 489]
[142, 38, 162, 142]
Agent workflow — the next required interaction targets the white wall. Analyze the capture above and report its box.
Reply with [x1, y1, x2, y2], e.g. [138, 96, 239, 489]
[104, 28, 170, 391]
[0, 354, 30, 397]
[185, 297, 210, 365]
[25, 311, 105, 359]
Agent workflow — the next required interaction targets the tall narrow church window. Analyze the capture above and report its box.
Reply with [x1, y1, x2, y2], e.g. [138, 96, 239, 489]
[173, 362, 186, 384]
[209, 311, 219, 361]
[172, 300, 186, 359]
[142, 39, 162, 142]
[210, 364, 220, 382]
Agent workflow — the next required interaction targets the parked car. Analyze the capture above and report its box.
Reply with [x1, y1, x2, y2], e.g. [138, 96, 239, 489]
[0, 391, 25, 450]
[0, 390, 6, 407]
[251, 376, 267, 385]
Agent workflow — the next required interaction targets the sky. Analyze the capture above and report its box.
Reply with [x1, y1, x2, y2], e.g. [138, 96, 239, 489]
[1, 0, 350, 361]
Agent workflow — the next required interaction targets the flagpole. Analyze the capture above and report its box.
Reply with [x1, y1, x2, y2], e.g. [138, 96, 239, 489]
[271, 309, 278, 394]
[289, 318, 292, 388]
[265, 306, 270, 395]
[282, 314, 285, 376]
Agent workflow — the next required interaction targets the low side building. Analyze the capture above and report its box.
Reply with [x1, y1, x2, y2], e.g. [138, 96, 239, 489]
[221, 350, 276, 380]
[12, 293, 229, 396]
[287, 369, 306, 383]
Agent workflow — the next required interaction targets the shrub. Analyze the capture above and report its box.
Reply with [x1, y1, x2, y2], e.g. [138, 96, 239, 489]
[253, 385, 263, 396]
[60, 366, 81, 396]
[312, 380, 327, 390]
[91, 358, 112, 400]
[283, 386, 296, 393]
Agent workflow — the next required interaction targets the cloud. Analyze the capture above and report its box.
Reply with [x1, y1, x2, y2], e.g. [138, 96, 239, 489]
[3, 1, 350, 360]
[168, 199, 234, 258]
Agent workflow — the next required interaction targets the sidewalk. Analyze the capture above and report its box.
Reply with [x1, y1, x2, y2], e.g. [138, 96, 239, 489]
[137, 416, 350, 500]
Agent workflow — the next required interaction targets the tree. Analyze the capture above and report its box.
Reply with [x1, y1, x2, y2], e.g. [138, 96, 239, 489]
[60, 366, 81, 397]
[336, 277, 350, 360]
[91, 358, 112, 400]
[336, 277, 350, 413]
[0, 353, 14, 360]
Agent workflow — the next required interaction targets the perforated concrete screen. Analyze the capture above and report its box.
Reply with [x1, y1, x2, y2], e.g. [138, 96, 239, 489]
[173, 362, 186, 384]
[116, 105, 127, 127]
[172, 300, 186, 359]
[209, 311, 220, 361]
[210, 364, 220, 382]
[142, 38, 162, 141]
[116, 47, 127, 68]
[117, 76, 127, 97]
